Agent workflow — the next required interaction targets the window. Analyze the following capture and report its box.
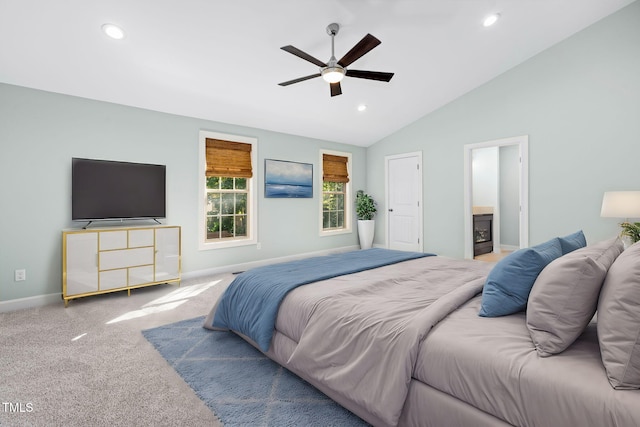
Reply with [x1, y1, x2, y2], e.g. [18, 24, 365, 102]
[323, 181, 345, 230]
[206, 176, 248, 240]
[320, 150, 352, 235]
[199, 131, 257, 250]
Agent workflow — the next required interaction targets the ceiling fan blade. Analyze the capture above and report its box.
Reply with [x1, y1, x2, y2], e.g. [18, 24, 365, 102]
[281, 45, 327, 67]
[278, 73, 321, 86]
[337, 34, 381, 67]
[330, 82, 342, 97]
[346, 69, 394, 82]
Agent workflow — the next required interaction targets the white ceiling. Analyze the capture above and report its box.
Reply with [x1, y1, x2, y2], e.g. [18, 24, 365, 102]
[0, 0, 635, 147]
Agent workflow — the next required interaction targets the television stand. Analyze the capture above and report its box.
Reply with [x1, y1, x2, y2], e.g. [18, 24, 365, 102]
[62, 225, 181, 306]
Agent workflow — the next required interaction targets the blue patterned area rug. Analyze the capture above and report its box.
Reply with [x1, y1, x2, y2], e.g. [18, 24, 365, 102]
[143, 316, 369, 426]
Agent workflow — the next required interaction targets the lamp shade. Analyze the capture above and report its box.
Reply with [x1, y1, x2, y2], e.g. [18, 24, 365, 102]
[601, 191, 640, 218]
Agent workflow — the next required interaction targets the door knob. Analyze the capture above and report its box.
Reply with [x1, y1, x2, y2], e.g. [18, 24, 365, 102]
[388, 208, 393, 212]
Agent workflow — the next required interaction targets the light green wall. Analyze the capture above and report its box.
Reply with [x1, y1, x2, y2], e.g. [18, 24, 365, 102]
[2, 2, 639, 303]
[499, 145, 520, 247]
[367, 1, 640, 257]
[0, 84, 365, 302]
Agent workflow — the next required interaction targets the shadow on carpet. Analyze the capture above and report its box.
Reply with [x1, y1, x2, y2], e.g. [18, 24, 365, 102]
[143, 316, 369, 426]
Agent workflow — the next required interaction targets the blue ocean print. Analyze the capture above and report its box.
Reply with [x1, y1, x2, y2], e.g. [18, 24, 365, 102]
[265, 159, 313, 198]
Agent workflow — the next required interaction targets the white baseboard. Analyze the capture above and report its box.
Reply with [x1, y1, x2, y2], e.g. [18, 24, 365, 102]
[0, 293, 62, 313]
[0, 245, 362, 313]
[182, 245, 360, 280]
[500, 244, 519, 252]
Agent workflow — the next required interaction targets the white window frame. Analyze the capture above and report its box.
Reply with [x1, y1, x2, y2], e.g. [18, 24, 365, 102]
[319, 149, 352, 236]
[198, 130, 258, 250]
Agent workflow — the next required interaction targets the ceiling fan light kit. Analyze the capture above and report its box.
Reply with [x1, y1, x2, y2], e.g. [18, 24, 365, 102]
[279, 23, 394, 97]
[321, 67, 345, 83]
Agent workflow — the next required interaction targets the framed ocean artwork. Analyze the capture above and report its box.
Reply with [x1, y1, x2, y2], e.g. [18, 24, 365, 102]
[264, 159, 313, 198]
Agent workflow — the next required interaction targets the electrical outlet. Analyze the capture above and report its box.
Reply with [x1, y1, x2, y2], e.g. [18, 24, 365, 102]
[15, 269, 26, 282]
[256, 242, 262, 250]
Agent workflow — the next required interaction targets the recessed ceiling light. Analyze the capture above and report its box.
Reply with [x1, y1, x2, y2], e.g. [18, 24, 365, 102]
[102, 23, 125, 40]
[357, 104, 367, 112]
[483, 13, 500, 27]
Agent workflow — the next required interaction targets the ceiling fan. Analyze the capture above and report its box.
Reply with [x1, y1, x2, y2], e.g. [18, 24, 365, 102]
[278, 23, 394, 97]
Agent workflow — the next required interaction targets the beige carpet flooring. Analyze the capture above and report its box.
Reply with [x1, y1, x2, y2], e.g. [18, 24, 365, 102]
[0, 273, 235, 426]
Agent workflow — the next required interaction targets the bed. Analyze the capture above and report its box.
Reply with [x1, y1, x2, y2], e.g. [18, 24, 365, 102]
[203, 238, 640, 427]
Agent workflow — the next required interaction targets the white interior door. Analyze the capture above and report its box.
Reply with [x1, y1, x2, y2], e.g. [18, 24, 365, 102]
[386, 152, 423, 252]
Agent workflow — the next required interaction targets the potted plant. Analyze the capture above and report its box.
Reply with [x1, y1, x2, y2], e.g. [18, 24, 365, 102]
[356, 190, 377, 249]
[620, 222, 640, 247]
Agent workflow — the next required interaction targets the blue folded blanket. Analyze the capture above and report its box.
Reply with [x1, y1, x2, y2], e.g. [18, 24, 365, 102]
[211, 248, 433, 351]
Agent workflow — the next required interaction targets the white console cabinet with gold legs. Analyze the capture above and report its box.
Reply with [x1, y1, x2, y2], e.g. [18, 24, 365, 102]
[62, 225, 181, 306]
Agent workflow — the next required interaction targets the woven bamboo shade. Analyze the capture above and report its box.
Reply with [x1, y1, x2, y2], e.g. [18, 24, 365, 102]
[205, 139, 253, 178]
[322, 154, 349, 183]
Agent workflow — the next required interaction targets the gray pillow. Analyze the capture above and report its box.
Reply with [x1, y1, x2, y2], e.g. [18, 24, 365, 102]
[598, 240, 640, 389]
[527, 237, 623, 357]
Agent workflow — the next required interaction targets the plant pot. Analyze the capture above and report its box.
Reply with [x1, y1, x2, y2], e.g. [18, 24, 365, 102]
[358, 220, 375, 250]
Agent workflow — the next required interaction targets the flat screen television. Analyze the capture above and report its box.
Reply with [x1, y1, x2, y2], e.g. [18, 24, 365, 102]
[72, 158, 166, 222]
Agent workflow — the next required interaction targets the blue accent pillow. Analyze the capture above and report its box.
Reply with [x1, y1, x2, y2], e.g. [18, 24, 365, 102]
[479, 238, 563, 317]
[558, 230, 587, 254]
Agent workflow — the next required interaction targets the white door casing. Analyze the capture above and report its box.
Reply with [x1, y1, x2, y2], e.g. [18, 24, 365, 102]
[463, 135, 529, 259]
[385, 152, 423, 252]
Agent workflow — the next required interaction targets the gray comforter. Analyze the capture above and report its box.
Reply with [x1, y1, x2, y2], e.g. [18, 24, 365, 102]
[285, 256, 493, 427]
[213, 254, 640, 426]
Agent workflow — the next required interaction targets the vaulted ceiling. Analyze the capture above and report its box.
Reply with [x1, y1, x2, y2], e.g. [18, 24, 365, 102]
[0, 0, 635, 146]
